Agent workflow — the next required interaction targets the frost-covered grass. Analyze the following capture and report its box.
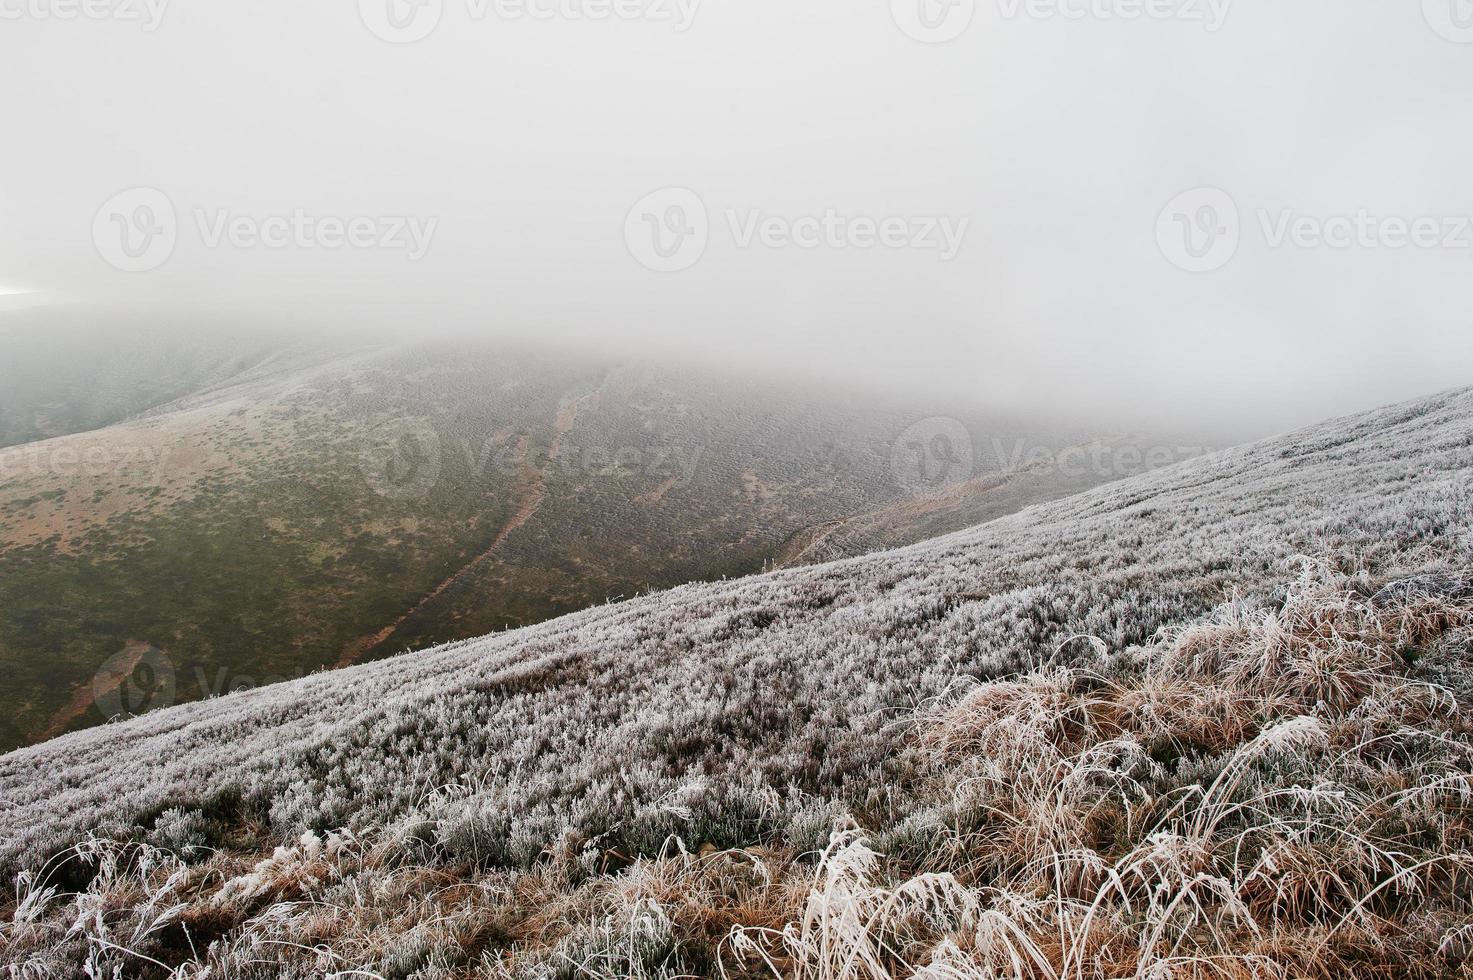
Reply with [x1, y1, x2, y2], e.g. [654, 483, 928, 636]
[4, 566, 1473, 978]
[732, 566, 1473, 979]
[1, 386, 1471, 977]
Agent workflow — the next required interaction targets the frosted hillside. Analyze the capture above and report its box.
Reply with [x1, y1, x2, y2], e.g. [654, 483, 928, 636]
[1, 386, 1469, 877]
[0, 321, 1166, 753]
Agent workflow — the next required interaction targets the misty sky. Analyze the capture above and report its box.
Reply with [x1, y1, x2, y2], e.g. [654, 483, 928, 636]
[2, 0, 1471, 437]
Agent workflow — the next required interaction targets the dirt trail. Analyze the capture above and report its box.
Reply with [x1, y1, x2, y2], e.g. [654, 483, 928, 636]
[334, 381, 604, 669]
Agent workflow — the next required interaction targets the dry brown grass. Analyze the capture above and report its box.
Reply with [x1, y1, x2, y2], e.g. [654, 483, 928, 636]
[723, 562, 1473, 980]
[4, 562, 1473, 979]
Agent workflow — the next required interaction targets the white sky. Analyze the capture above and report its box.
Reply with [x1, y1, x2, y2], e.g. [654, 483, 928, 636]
[2, 0, 1471, 438]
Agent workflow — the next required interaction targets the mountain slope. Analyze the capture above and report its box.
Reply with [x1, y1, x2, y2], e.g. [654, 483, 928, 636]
[0, 307, 299, 449]
[1, 386, 1467, 874]
[1, 386, 1471, 977]
[0, 321, 1188, 750]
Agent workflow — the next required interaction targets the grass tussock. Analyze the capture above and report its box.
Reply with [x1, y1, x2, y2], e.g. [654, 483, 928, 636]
[4, 561, 1473, 978]
[725, 562, 1473, 979]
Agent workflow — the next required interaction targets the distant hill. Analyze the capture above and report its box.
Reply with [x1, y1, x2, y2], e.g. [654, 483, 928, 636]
[0, 385, 1467, 978]
[0, 310, 1196, 749]
[0, 307, 295, 449]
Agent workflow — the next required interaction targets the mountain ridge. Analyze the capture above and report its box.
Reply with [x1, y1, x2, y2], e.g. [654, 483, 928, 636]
[0, 325, 1186, 749]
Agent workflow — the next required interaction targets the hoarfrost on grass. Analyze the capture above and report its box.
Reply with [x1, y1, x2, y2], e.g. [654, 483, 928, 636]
[2, 385, 1472, 977]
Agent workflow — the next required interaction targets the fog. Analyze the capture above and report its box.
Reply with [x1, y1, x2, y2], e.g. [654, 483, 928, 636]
[2, 0, 1471, 439]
